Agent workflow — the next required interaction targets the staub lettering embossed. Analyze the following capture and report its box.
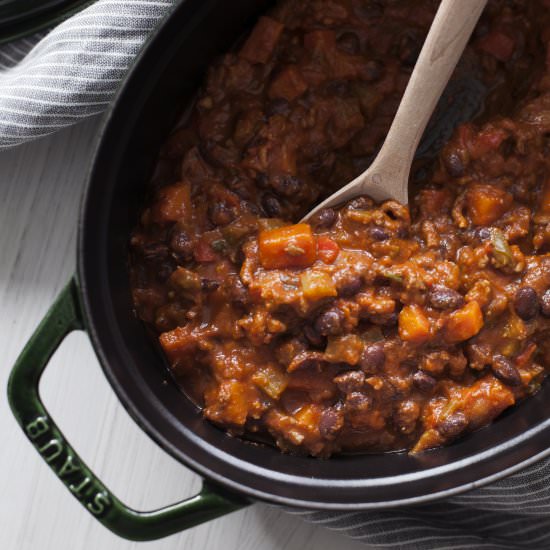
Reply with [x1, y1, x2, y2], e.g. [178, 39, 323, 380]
[26, 416, 111, 516]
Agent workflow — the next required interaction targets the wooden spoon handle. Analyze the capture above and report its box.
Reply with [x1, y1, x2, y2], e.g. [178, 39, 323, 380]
[364, 0, 488, 203]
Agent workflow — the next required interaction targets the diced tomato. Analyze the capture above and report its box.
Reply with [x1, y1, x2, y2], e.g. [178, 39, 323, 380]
[259, 223, 317, 269]
[194, 238, 217, 263]
[239, 16, 284, 64]
[469, 127, 508, 159]
[317, 236, 340, 264]
[477, 30, 516, 62]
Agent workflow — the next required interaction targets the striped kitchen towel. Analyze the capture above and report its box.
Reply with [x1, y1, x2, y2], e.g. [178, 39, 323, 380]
[0, 0, 176, 150]
[2, 2, 550, 549]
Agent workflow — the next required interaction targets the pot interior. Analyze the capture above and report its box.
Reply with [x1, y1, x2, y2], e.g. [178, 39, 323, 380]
[79, 0, 550, 508]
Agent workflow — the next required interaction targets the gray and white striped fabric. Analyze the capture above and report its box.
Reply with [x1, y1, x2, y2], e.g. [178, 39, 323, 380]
[2, 3, 550, 549]
[0, 0, 176, 149]
[287, 455, 550, 549]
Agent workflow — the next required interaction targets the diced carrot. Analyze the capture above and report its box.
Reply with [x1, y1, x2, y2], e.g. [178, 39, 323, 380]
[445, 301, 484, 343]
[151, 181, 191, 223]
[466, 183, 513, 226]
[269, 65, 308, 101]
[399, 305, 432, 344]
[300, 270, 337, 300]
[239, 16, 284, 64]
[477, 30, 516, 62]
[317, 236, 340, 264]
[194, 238, 217, 263]
[258, 223, 317, 269]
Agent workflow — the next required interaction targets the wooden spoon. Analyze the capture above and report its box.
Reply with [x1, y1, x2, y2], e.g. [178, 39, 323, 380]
[304, 0, 488, 220]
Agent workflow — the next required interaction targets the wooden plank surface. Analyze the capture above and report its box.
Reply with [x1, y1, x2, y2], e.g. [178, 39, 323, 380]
[0, 120, 367, 550]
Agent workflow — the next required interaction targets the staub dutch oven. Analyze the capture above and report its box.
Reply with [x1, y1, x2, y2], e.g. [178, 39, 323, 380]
[8, 0, 550, 542]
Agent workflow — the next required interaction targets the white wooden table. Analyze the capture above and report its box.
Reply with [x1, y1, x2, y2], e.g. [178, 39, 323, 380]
[0, 120, 367, 550]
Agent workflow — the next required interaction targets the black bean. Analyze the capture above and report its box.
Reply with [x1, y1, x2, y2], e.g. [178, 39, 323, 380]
[262, 193, 283, 217]
[303, 325, 324, 347]
[492, 355, 522, 387]
[315, 308, 345, 336]
[170, 229, 193, 259]
[230, 277, 249, 306]
[313, 207, 337, 229]
[443, 151, 465, 178]
[346, 391, 371, 411]
[156, 260, 175, 282]
[369, 226, 390, 241]
[353, 1, 383, 20]
[413, 370, 437, 392]
[362, 59, 383, 82]
[272, 175, 301, 197]
[319, 407, 344, 438]
[338, 275, 362, 297]
[541, 290, 550, 317]
[514, 287, 540, 321]
[325, 79, 351, 97]
[255, 172, 270, 188]
[348, 196, 372, 210]
[438, 412, 468, 438]
[334, 370, 365, 394]
[428, 285, 465, 310]
[359, 343, 386, 373]
[371, 311, 398, 327]
[337, 32, 360, 55]
[201, 279, 220, 292]
[475, 226, 492, 241]
[266, 98, 290, 117]
[208, 202, 235, 226]
[439, 236, 458, 260]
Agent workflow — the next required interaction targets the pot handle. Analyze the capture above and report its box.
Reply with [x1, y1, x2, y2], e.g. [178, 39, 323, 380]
[7, 279, 249, 541]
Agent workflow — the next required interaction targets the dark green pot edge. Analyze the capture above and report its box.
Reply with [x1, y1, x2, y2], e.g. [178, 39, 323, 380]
[6, 278, 248, 541]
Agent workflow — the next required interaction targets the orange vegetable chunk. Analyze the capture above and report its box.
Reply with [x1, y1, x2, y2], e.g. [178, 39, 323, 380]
[269, 65, 308, 101]
[258, 223, 317, 269]
[446, 301, 484, 343]
[466, 183, 513, 226]
[239, 16, 284, 64]
[151, 181, 191, 223]
[300, 270, 337, 300]
[399, 304, 432, 344]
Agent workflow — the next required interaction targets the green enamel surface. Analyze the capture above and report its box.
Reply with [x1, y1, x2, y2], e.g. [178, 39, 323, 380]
[7, 278, 248, 541]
